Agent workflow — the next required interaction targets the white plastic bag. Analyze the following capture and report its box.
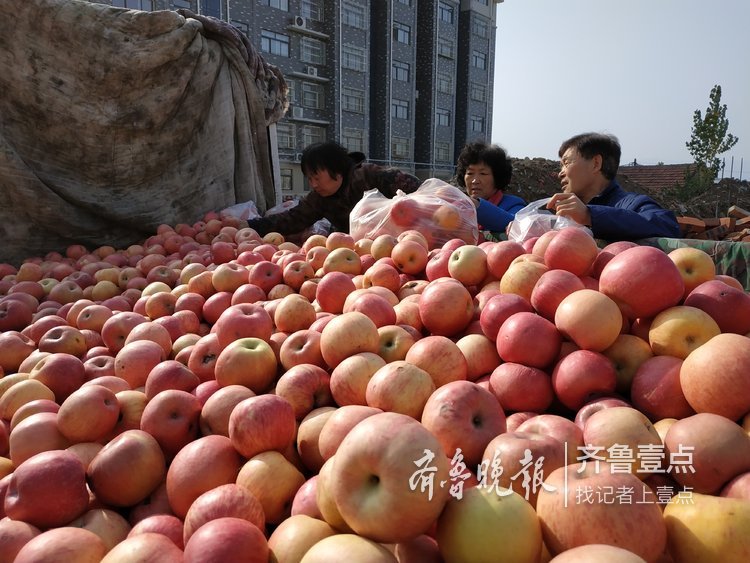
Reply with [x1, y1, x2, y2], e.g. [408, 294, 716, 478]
[220, 200, 260, 221]
[349, 178, 479, 247]
[507, 197, 592, 243]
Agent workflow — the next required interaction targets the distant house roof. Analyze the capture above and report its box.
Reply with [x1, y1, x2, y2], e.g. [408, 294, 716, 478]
[618, 163, 696, 192]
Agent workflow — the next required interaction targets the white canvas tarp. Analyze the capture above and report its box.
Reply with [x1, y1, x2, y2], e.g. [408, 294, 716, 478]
[0, 0, 287, 265]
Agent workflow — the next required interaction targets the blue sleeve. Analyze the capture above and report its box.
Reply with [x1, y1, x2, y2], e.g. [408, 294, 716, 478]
[476, 198, 519, 231]
[588, 197, 681, 240]
[477, 199, 515, 232]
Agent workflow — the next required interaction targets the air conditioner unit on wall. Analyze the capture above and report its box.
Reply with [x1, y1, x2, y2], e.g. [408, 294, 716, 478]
[305, 66, 318, 77]
[294, 16, 307, 28]
[292, 106, 304, 119]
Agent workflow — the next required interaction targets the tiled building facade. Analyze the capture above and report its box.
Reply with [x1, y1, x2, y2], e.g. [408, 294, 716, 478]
[93, 0, 502, 199]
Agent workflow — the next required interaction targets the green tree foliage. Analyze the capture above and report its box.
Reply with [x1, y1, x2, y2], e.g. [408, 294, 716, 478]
[685, 85, 739, 193]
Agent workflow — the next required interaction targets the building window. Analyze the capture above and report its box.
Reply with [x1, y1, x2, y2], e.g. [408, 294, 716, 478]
[171, 0, 191, 9]
[301, 37, 326, 65]
[231, 20, 249, 36]
[301, 0, 323, 21]
[437, 73, 453, 94]
[392, 61, 410, 82]
[393, 22, 411, 45]
[302, 125, 325, 146]
[437, 38, 454, 59]
[302, 82, 324, 110]
[285, 79, 296, 104]
[438, 2, 455, 24]
[342, 129, 365, 154]
[391, 99, 409, 120]
[114, 0, 153, 9]
[397, 0, 411, 5]
[277, 122, 296, 150]
[342, 87, 365, 113]
[470, 82, 487, 102]
[473, 17, 489, 38]
[280, 169, 294, 192]
[199, 0, 220, 17]
[262, 0, 289, 10]
[435, 142, 451, 162]
[342, 45, 367, 72]
[436, 108, 450, 127]
[392, 137, 411, 159]
[477, 0, 489, 5]
[471, 115, 485, 133]
[261, 30, 290, 57]
[472, 50, 487, 69]
[342, 2, 366, 29]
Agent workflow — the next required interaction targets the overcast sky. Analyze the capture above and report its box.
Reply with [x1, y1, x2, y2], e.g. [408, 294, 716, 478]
[492, 0, 749, 177]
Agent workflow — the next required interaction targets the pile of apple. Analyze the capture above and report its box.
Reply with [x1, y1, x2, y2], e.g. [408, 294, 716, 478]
[0, 212, 750, 563]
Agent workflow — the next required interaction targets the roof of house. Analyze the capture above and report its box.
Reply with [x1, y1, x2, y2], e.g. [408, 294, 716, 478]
[617, 163, 696, 192]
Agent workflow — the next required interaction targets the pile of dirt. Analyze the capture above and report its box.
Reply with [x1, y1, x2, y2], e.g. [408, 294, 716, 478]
[508, 157, 750, 219]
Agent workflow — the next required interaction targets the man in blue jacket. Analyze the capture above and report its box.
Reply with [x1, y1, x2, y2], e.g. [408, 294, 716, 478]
[547, 132, 681, 240]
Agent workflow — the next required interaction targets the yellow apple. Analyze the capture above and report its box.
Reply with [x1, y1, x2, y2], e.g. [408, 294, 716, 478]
[664, 491, 750, 562]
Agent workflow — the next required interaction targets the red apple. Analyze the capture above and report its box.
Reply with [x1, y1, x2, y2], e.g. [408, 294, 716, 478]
[551, 349, 618, 411]
[365, 360, 435, 419]
[144, 360, 200, 400]
[536, 462, 667, 561]
[683, 279, 750, 334]
[319, 311, 380, 369]
[275, 364, 333, 420]
[489, 362, 554, 414]
[543, 226, 599, 276]
[421, 380, 506, 468]
[329, 352, 386, 406]
[555, 289, 622, 352]
[140, 389, 202, 459]
[680, 333, 750, 422]
[598, 246, 685, 320]
[316, 271, 356, 314]
[530, 269, 585, 321]
[496, 311, 561, 369]
[183, 517, 268, 563]
[87, 429, 166, 507]
[330, 412, 451, 543]
[56, 384, 120, 443]
[166, 434, 242, 519]
[418, 278, 474, 337]
[229, 394, 296, 459]
[664, 413, 750, 494]
[199, 384, 255, 437]
[317, 405, 383, 462]
[13, 528, 106, 563]
[482, 431, 566, 507]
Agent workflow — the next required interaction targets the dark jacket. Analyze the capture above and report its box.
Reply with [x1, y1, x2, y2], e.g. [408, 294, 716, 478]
[588, 181, 681, 240]
[248, 163, 420, 236]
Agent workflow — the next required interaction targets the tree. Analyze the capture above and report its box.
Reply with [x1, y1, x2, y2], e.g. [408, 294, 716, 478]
[685, 85, 739, 183]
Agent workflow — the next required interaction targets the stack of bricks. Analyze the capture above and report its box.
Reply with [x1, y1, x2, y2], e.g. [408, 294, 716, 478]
[677, 206, 750, 242]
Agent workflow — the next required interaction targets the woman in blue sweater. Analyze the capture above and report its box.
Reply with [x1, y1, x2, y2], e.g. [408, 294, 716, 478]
[455, 141, 526, 234]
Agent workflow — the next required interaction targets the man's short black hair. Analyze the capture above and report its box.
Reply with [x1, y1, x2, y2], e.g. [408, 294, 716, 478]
[455, 141, 513, 190]
[559, 133, 621, 180]
[300, 141, 354, 179]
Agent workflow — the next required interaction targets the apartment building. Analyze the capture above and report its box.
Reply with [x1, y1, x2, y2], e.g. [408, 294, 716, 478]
[94, 0, 503, 199]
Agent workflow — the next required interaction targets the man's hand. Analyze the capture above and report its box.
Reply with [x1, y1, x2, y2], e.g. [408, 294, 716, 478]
[547, 193, 591, 226]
